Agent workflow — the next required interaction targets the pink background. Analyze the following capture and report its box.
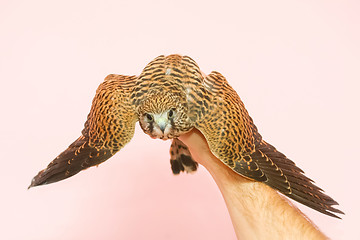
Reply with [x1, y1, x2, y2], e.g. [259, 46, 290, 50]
[1, 0, 359, 239]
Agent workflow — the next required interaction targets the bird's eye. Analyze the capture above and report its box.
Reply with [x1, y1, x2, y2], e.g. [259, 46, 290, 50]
[168, 109, 175, 119]
[145, 113, 153, 122]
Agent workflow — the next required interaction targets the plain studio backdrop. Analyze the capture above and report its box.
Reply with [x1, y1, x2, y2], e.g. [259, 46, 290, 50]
[0, 0, 358, 239]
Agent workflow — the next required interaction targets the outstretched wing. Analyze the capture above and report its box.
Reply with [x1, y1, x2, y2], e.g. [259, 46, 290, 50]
[192, 71, 343, 218]
[29, 74, 138, 188]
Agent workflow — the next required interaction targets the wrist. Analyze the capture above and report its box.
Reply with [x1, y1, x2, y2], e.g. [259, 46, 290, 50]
[179, 129, 328, 240]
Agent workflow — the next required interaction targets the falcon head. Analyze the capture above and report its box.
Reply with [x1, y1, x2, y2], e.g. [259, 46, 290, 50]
[138, 92, 193, 140]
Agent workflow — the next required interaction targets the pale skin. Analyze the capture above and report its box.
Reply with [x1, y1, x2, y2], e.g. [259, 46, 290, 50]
[179, 129, 328, 240]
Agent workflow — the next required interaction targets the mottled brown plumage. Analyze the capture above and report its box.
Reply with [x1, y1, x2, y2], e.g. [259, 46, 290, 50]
[29, 54, 343, 219]
[29, 74, 138, 186]
[170, 138, 197, 174]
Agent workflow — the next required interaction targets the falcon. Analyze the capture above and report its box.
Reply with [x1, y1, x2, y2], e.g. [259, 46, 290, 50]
[29, 54, 343, 218]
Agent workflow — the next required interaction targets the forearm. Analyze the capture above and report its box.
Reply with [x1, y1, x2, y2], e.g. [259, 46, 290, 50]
[179, 129, 328, 240]
[207, 160, 327, 239]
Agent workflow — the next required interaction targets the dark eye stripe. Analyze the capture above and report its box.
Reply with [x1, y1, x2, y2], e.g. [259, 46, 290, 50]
[148, 121, 154, 133]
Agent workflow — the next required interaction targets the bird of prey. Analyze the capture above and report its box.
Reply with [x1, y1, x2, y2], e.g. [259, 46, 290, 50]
[29, 54, 343, 218]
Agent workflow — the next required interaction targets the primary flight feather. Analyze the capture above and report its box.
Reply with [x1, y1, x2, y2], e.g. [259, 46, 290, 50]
[29, 54, 343, 218]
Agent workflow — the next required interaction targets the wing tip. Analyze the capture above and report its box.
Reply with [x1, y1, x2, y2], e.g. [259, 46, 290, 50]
[322, 208, 344, 219]
[28, 169, 52, 189]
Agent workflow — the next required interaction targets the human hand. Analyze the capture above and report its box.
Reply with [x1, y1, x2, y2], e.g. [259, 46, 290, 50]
[179, 128, 328, 240]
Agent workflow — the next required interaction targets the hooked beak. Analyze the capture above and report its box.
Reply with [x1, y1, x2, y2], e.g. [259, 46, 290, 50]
[155, 117, 168, 133]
